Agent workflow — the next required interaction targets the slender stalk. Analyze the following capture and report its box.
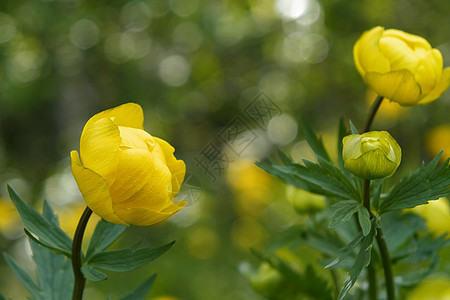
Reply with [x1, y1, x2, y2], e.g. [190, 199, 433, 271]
[364, 96, 384, 132]
[363, 179, 395, 300]
[72, 206, 93, 300]
[367, 263, 377, 300]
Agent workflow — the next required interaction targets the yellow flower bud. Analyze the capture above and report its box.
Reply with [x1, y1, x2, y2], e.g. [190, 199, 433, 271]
[354, 26, 450, 106]
[286, 186, 326, 214]
[70, 103, 186, 226]
[342, 131, 401, 179]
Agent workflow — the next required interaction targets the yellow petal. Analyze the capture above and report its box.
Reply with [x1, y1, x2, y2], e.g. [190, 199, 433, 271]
[109, 149, 173, 211]
[365, 70, 422, 106]
[113, 201, 186, 226]
[70, 150, 127, 225]
[418, 67, 450, 105]
[80, 117, 121, 185]
[415, 49, 443, 94]
[383, 29, 431, 50]
[154, 137, 186, 195]
[379, 36, 419, 71]
[118, 126, 156, 150]
[353, 26, 390, 76]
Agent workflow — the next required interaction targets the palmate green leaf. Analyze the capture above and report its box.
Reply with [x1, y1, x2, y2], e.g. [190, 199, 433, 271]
[329, 200, 359, 229]
[260, 154, 360, 201]
[7, 185, 72, 257]
[86, 219, 127, 260]
[338, 220, 376, 300]
[3, 253, 42, 300]
[379, 153, 450, 213]
[301, 118, 331, 161]
[81, 266, 108, 282]
[87, 241, 175, 272]
[30, 240, 73, 300]
[117, 274, 157, 300]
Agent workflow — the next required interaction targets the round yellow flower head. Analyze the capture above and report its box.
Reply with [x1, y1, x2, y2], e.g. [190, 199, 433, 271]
[408, 277, 450, 300]
[71, 103, 186, 226]
[343, 131, 401, 179]
[408, 197, 450, 238]
[354, 26, 450, 106]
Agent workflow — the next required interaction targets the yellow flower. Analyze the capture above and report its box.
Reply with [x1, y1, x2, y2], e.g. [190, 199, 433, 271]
[408, 197, 450, 238]
[343, 131, 401, 179]
[426, 124, 450, 163]
[408, 277, 450, 300]
[71, 103, 186, 226]
[354, 26, 450, 106]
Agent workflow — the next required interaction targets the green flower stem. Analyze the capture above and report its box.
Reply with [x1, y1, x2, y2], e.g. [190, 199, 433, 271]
[363, 179, 395, 300]
[364, 96, 384, 132]
[72, 206, 93, 300]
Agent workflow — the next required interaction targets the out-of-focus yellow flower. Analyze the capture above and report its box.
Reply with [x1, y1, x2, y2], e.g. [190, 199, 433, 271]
[227, 159, 273, 217]
[286, 186, 326, 214]
[71, 103, 186, 226]
[408, 197, 450, 238]
[426, 124, 450, 163]
[0, 197, 20, 236]
[354, 26, 450, 106]
[152, 296, 179, 300]
[343, 131, 401, 179]
[408, 277, 450, 300]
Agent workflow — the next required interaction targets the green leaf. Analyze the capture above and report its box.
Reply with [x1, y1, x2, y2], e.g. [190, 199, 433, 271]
[117, 274, 157, 300]
[357, 206, 371, 236]
[87, 241, 175, 272]
[325, 232, 363, 269]
[0, 291, 6, 300]
[278, 149, 293, 166]
[338, 220, 376, 300]
[30, 240, 73, 300]
[349, 120, 359, 134]
[379, 153, 450, 213]
[329, 201, 359, 229]
[3, 253, 42, 300]
[7, 185, 72, 257]
[86, 219, 127, 260]
[81, 266, 108, 282]
[301, 118, 331, 161]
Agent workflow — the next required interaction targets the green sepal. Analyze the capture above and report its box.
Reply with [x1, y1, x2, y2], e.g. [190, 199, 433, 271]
[81, 266, 108, 282]
[86, 219, 127, 260]
[7, 185, 72, 257]
[329, 200, 359, 229]
[117, 274, 157, 300]
[3, 253, 42, 299]
[337, 118, 349, 171]
[379, 152, 450, 213]
[87, 241, 175, 272]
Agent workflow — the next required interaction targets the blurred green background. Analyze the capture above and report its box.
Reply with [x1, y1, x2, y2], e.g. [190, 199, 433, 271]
[0, 0, 449, 299]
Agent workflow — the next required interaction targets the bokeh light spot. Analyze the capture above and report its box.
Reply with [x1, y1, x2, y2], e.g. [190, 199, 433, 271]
[158, 55, 191, 87]
[267, 113, 298, 145]
[69, 19, 99, 50]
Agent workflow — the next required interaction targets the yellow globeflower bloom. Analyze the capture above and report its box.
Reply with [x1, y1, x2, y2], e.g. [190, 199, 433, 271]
[408, 278, 450, 300]
[354, 26, 450, 106]
[343, 131, 401, 179]
[409, 197, 450, 238]
[71, 103, 186, 226]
